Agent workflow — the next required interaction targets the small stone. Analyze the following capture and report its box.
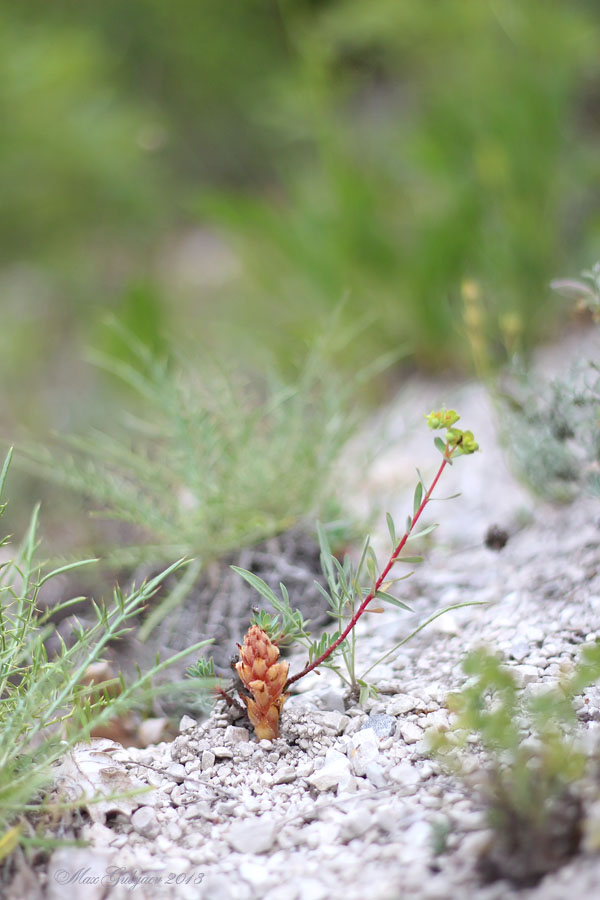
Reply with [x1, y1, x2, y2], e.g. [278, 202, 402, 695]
[398, 721, 423, 744]
[259, 739, 273, 750]
[421, 684, 446, 705]
[298, 878, 330, 900]
[138, 717, 170, 746]
[390, 760, 421, 789]
[244, 796, 261, 813]
[167, 821, 183, 841]
[169, 785, 184, 807]
[307, 750, 353, 792]
[340, 808, 373, 841]
[226, 815, 277, 854]
[212, 746, 234, 759]
[348, 728, 380, 776]
[460, 811, 487, 832]
[178, 715, 197, 732]
[386, 694, 421, 715]
[431, 613, 459, 635]
[316, 686, 346, 713]
[337, 772, 357, 794]
[403, 819, 431, 851]
[524, 681, 558, 699]
[423, 709, 450, 731]
[317, 710, 348, 734]
[131, 806, 160, 839]
[47, 848, 115, 900]
[81, 822, 116, 847]
[166, 763, 186, 784]
[201, 749, 216, 770]
[510, 637, 530, 661]
[511, 664, 540, 688]
[360, 713, 396, 738]
[296, 760, 314, 778]
[110, 835, 128, 848]
[459, 830, 494, 857]
[196, 875, 236, 900]
[273, 766, 297, 785]
[239, 860, 273, 888]
[364, 761, 387, 788]
[225, 725, 251, 744]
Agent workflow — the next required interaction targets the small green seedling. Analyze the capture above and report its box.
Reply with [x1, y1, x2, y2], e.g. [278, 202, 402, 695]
[432, 644, 600, 886]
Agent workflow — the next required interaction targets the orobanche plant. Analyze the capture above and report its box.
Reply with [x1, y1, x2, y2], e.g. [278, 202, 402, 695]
[192, 410, 479, 740]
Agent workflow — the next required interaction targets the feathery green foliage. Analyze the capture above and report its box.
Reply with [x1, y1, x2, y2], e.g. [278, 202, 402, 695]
[18, 329, 356, 566]
[0, 449, 212, 841]
[500, 264, 600, 501]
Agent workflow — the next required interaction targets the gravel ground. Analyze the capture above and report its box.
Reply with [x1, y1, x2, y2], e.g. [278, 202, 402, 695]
[7, 327, 600, 900]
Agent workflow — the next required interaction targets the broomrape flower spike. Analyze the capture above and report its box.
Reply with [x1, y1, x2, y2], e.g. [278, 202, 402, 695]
[235, 625, 289, 740]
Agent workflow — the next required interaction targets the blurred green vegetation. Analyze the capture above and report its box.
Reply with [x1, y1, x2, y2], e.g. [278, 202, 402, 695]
[205, 0, 600, 367]
[1, 0, 600, 450]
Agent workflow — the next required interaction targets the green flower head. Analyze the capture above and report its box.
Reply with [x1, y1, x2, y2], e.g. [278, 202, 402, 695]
[446, 428, 479, 454]
[460, 430, 479, 454]
[426, 408, 460, 430]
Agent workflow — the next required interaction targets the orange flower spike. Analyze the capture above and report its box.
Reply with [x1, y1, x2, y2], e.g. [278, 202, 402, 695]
[236, 625, 289, 740]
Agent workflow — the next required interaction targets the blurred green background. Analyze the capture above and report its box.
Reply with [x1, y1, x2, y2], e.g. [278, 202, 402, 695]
[1, 0, 600, 540]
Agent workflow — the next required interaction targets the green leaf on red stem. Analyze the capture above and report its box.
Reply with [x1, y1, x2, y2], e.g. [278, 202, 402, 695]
[434, 436, 447, 455]
[407, 523, 438, 541]
[386, 512, 396, 547]
[374, 590, 413, 611]
[413, 482, 423, 516]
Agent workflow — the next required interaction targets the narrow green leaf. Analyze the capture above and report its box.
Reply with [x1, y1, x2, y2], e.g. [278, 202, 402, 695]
[413, 482, 423, 517]
[434, 436, 447, 455]
[374, 590, 413, 611]
[280, 583, 291, 608]
[355, 535, 372, 581]
[366, 545, 378, 571]
[383, 571, 416, 583]
[332, 556, 349, 595]
[314, 580, 335, 608]
[366, 556, 377, 583]
[360, 600, 487, 680]
[386, 513, 396, 548]
[231, 566, 278, 606]
[407, 524, 438, 541]
[140, 557, 203, 641]
[37, 558, 99, 589]
[316, 521, 332, 559]
[392, 556, 424, 564]
[0, 448, 13, 501]
[429, 492, 462, 502]
[359, 682, 370, 707]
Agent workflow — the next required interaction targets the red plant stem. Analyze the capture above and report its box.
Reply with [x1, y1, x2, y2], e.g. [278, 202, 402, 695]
[285, 445, 454, 689]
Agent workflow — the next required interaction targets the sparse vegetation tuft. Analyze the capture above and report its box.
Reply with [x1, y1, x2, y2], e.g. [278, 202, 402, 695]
[0, 449, 211, 848]
[432, 644, 600, 886]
